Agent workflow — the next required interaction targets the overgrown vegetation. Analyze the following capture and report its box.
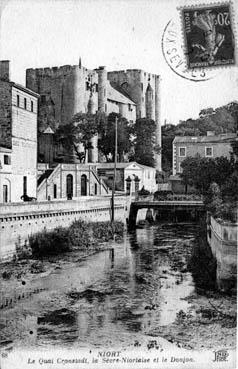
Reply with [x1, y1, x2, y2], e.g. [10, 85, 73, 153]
[180, 154, 238, 222]
[29, 220, 124, 257]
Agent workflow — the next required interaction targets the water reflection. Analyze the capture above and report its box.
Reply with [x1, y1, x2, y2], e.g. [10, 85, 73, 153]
[0, 223, 198, 349]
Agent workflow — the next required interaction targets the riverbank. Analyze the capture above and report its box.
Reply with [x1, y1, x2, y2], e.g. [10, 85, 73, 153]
[146, 221, 236, 350]
[0, 222, 236, 352]
[0, 220, 124, 309]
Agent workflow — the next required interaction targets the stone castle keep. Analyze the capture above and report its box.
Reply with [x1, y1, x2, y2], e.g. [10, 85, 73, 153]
[26, 62, 161, 170]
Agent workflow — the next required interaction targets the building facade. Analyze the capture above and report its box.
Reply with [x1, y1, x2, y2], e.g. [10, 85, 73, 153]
[96, 161, 157, 194]
[172, 132, 237, 176]
[37, 163, 109, 201]
[26, 62, 161, 170]
[0, 61, 39, 203]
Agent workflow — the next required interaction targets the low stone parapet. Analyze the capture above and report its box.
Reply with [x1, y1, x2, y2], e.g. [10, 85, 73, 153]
[208, 215, 237, 292]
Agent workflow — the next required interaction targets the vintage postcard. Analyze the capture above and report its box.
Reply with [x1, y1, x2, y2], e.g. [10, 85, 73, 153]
[0, 0, 237, 368]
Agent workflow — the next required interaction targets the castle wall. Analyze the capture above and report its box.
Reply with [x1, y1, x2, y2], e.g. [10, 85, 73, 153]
[26, 65, 98, 127]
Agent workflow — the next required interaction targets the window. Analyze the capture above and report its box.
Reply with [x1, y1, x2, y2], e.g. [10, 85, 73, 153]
[17, 95, 20, 107]
[179, 147, 186, 157]
[205, 147, 213, 157]
[53, 184, 57, 199]
[24, 98, 27, 110]
[23, 176, 27, 195]
[4, 155, 11, 165]
[94, 183, 97, 195]
[31, 101, 34, 112]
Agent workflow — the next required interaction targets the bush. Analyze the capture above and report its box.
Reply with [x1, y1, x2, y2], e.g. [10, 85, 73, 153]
[29, 220, 124, 257]
[29, 227, 71, 256]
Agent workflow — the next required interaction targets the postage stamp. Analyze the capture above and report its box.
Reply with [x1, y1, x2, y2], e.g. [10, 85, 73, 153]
[180, 2, 235, 69]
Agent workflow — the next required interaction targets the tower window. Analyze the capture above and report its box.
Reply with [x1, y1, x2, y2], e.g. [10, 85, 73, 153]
[31, 101, 34, 112]
[17, 95, 20, 107]
[24, 98, 27, 109]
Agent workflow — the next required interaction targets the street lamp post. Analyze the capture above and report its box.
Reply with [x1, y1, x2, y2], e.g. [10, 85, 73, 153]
[111, 116, 118, 223]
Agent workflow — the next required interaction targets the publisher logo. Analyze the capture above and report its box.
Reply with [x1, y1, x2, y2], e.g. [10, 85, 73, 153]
[213, 349, 229, 362]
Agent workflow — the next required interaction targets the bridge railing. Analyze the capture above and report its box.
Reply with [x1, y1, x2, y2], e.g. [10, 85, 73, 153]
[135, 193, 203, 202]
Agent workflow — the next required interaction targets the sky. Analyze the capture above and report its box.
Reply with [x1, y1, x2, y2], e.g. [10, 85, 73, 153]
[0, 0, 237, 125]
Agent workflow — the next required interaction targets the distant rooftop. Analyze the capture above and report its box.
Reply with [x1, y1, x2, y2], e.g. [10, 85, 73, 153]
[107, 82, 136, 105]
[173, 133, 237, 144]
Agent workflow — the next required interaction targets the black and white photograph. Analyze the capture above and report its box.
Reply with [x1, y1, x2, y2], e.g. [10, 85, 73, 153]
[0, 0, 237, 368]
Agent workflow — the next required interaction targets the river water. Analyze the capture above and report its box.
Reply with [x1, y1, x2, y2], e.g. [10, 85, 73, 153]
[0, 223, 199, 350]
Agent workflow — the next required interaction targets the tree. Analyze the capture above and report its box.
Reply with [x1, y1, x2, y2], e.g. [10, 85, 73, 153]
[132, 118, 156, 167]
[98, 112, 132, 162]
[55, 112, 106, 163]
[181, 156, 234, 195]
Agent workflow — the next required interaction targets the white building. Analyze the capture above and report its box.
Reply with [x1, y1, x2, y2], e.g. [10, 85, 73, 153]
[0, 60, 39, 203]
[96, 161, 157, 194]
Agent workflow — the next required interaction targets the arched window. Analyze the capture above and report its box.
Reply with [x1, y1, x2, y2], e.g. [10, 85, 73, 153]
[66, 174, 73, 199]
[81, 174, 87, 196]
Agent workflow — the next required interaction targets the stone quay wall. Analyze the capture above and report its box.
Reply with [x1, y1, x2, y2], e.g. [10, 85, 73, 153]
[207, 215, 237, 291]
[0, 195, 128, 261]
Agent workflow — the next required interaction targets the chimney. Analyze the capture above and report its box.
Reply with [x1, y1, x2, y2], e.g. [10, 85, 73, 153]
[207, 131, 215, 136]
[0, 60, 10, 81]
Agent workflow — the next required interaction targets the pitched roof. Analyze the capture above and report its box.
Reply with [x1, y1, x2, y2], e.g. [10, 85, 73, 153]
[96, 161, 155, 170]
[107, 82, 136, 105]
[173, 133, 237, 144]
[12, 82, 40, 98]
[43, 126, 55, 134]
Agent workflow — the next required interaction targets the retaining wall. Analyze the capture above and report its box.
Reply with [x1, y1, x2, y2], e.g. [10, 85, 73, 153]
[207, 215, 237, 291]
[0, 195, 128, 260]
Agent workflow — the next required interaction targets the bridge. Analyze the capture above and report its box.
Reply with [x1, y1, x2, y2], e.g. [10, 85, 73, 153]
[128, 194, 205, 229]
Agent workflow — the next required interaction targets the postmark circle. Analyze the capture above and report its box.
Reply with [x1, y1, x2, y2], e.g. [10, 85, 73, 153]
[162, 19, 218, 82]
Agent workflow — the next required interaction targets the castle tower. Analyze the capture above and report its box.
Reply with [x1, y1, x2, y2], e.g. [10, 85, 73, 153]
[107, 69, 161, 171]
[145, 82, 153, 119]
[97, 66, 107, 113]
[154, 75, 161, 171]
[87, 92, 98, 163]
